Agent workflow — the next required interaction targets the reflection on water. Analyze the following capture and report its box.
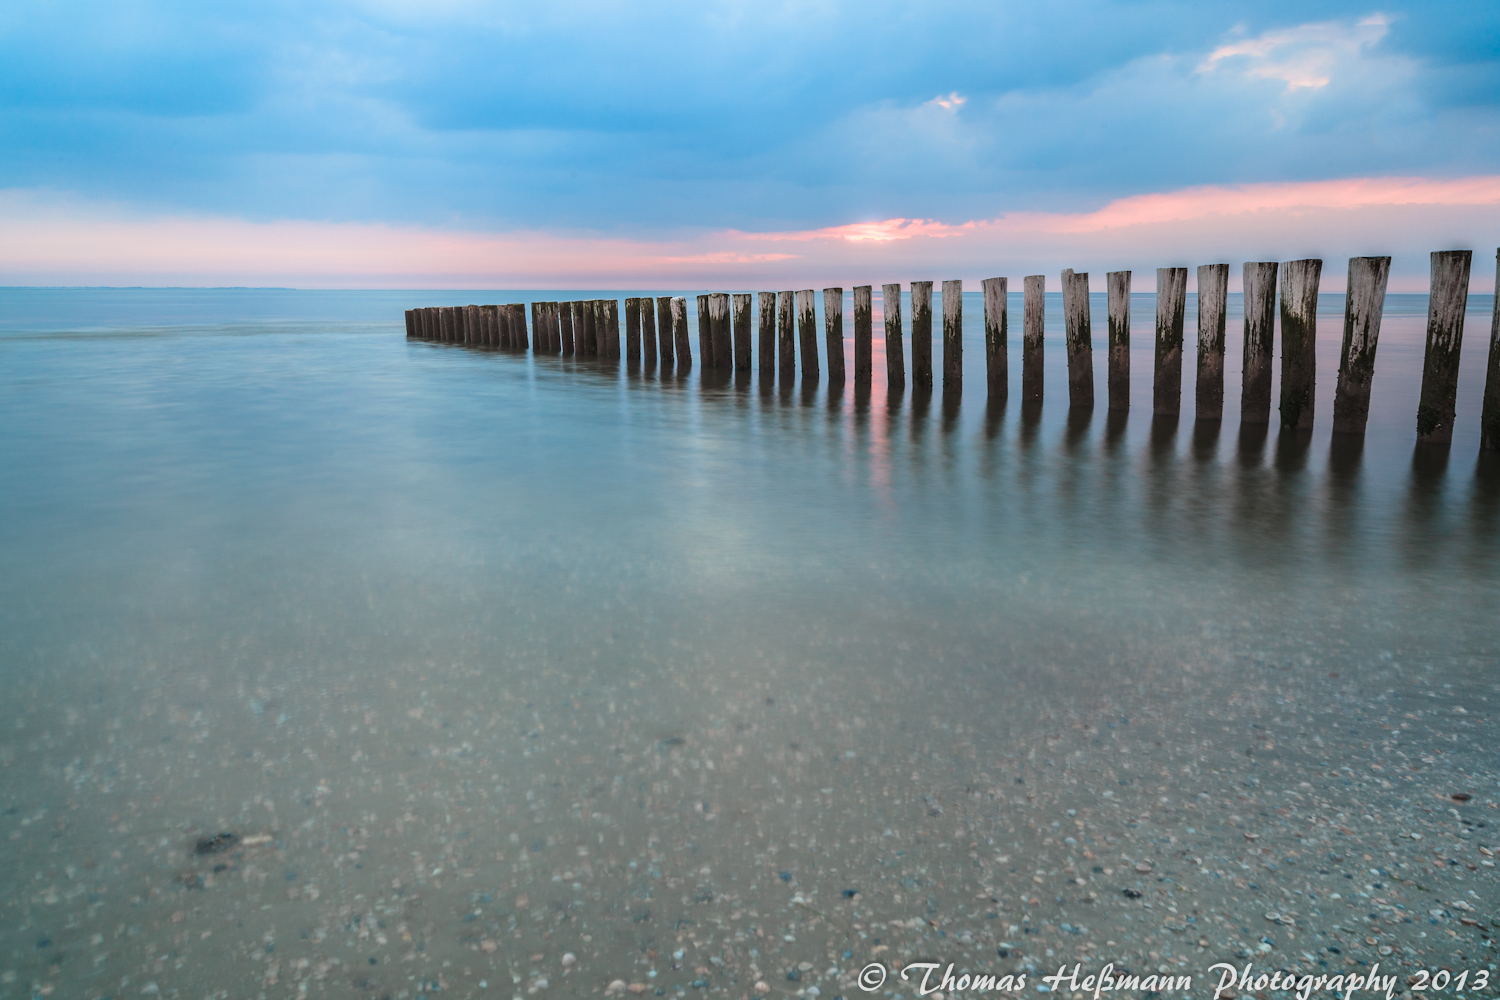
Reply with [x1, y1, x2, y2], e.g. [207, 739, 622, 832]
[0, 289, 1496, 1000]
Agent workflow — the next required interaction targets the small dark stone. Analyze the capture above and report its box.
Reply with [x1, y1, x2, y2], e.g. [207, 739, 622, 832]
[692, 980, 708, 989]
[842, 889, 859, 898]
[779, 871, 792, 882]
[36, 939, 51, 948]
[997, 948, 1009, 958]
[658, 736, 686, 747]
[1123, 889, 1142, 899]
[786, 969, 801, 981]
[194, 832, 240, 855]
[369, 957, 378, 965]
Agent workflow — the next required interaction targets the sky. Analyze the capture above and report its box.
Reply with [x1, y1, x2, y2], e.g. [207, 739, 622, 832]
[1, 0, 1498, 288]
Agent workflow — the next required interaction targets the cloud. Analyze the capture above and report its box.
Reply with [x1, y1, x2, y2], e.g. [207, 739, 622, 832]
[4, 176, 1496, 292]
[1, 2, 1496, 232]
[1198, 14, 1394, 92]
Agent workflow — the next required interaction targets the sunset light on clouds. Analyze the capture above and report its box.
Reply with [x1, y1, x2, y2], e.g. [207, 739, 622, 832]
[1, 0, 1497, 287]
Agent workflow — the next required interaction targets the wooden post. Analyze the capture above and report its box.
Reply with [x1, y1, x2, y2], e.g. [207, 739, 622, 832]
[513, 303, 529, 350]
[981, 277, 1007, 399]
[758, 292, 776, 376]
[696, 295, 713, 368]
[549, 302, 563, 352]
[1483, 250, 1500, 451]
[1416, 250, 1473, 443]
[823, 288, 845, 382]
[732, 293, 752, 371]
[570, 301, 585, 355]
[625, 298, 642, 362]
[439, 306, 454, 343]
[604, 299, 620, 358]
[641, 296, 658, 366]
[457, 305, 469, 344]
[416, 308, 428, 340]
[531, 302, 545, 353]
[910, 281, 933, 388]
[554, 302, 568, 354]
[710, 292, 732, 369]
[475, 304, 490, 346]
[795, 289, 819, 380]
[1279, 258, 1322, 431]
[1331, 256, 1391, 434]
[1241, 261, 1278, 424]
[1062, 269, 1094, 408]
[1195, 264, 1228, 420]
[883, 283, 905, 390]
[495, 303, 508, 348]
[777, 291, 796, 380]
[405, 309, 416, 338]
[581, 300, 596, 356]
[469, 304, 483, 345]
[941, 280, 962, 393]
[1154, 267, 1188, 416]
[425, 307, 437, 340]
[671, 296, 692, 365]
[1106, 271, 1129, 410]
[656, 296, 675, 366]
[853, 286, 873, 383]
[1022, 275, 1044, 404]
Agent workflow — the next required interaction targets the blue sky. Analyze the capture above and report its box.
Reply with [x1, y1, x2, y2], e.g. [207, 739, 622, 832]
[2, 0, 1498, 285]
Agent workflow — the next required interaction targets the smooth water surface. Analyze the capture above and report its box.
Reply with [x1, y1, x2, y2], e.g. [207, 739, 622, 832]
[1, 288, 1497, 1000]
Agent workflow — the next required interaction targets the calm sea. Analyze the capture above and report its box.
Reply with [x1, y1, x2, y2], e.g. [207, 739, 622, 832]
[0, 287, 1496, 1000]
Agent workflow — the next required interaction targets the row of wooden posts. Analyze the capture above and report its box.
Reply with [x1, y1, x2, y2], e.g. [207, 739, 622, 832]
[405, 249, 1500, 450]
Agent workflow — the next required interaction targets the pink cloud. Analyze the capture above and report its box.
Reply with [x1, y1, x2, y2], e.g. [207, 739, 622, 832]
[2, 177, 1497, 291]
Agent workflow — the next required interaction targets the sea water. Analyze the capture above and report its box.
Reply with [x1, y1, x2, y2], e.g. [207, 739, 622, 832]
[1, 288, 1496, 1000]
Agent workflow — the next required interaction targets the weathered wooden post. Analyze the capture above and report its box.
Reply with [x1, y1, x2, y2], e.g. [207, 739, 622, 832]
[1331, 256, 1391, 434]
[487, 305, 500, 347]
[531, 303, 545, 353]
[1062, 269, 1094, 408]
[475, 304, 490, 346]
[656, 296, 674, 365]
[1195, 264, 1228, 420]
[1154, 267, 1187, 416]
[569, 301, 585, 355]
[641, 296, 658, 365]
[1279, 258, 1322, 430]
[1417, 250, 1473, 443]
[710, 292, 732, 369]
[1484, 250, 1500, 451]
[1241, 262, 1279, 424]
[777, 291, 796, 380]
[981, 277, 1007, 399]
[732, 293, 752, 371]
[1106, 271, 1129, 410]
[439, 306, 454, 343]
[456, 305, 469, 344]
[625, 298, 642, 362]
[604, 299, 621, 358]
[696, 295, 712, 368]
[853, 286, 873, 383]
[415, 308, 428, 339]
[823, 288, 846, 383]
[581, 300, 597, 356]
[549, 302, 563, 351]
[1022, 276, 1044, 404]
[941, 280, 962, 393]
[758, 292, 777, 376]
[795, 289, 819, 380]
[513, 303, 530, 350]
[469, 304, 483, 344]
[447, 305, 461, 343]
[423, 307, 436, 340]
[883, 283, 905, 390]
[910, 281, 933, 388]
[405, 309, 416, 338]
[671, 296, 692, 365]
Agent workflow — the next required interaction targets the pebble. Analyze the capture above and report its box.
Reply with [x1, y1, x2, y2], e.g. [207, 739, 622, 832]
[561, 953, 576, 968]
